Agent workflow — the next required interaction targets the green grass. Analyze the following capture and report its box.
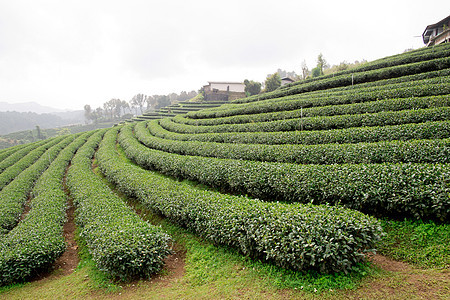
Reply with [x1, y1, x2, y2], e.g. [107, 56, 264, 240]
[128, 198, 379, 294]
[377, 219, 450, 268]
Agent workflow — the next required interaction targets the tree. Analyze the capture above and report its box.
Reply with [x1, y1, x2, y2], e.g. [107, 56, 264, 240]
[35, 125, 44, 140]
[84, 104, 92, 124]
[311, 67, 322, 78]
[316, 53, 328, 76]
[120, 100, 130, 116]
[144, 95, 156, 111]
[131, 94, 146, 115]
[264, 73, 281, 92]
[103, 100, 115, 120]
[91, 107, 104, 123]
[244, 79, 261, 96]
[301, 60, 310, 80]
[155, 95, 170, 109]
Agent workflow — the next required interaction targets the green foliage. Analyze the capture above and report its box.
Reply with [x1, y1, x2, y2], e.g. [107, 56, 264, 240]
[0, 138, 63, 191]
[178, 94, 449, 126]
[98, 126, 384, 274]
[0, 132, 91, 286]
[244, 79, 262, 96]
[0, 136, 74, 233]
[311, 67, 322, 78]
[149, 119, 450, 145]
[160, 106, 450, 134]
[240, 53, 450, 103]
[264, 73, 281, 92]
[0, 141, 46, 173]
[136, 121, 450, 165]
[377, 219, 449, 268]
[187, 76, 450, 119]
[66, 128, 171, 281]
[120, 124, 449, 221]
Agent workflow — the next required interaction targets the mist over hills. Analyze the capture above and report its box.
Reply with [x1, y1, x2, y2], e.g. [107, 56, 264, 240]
[0, 101, 84, 135]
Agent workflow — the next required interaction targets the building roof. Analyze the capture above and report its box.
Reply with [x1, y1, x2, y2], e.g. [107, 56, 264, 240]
[422, 15, 450, 44]
[207, 81, 244, 85]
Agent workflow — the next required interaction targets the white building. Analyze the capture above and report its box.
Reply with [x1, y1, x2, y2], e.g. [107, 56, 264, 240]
[203, 82, 245, 93]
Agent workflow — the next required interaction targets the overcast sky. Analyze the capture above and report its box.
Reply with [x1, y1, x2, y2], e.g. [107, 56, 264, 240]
[0, 1, 449, 110]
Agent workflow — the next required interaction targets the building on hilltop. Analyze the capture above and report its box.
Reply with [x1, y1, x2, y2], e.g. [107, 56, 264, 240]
[281, 77, 295, 86]
[202, 81, 246, 101]
[422, 15, 450, 46]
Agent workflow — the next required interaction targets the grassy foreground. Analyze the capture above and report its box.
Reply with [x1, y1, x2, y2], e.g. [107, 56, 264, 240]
[1, 147, 448, 299]
[0, 196, 448, 300]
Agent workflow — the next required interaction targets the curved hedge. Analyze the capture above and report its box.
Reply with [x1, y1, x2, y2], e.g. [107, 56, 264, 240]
[67, 129, 171, 280]
[175, 95, 450, 126]
[135, 121, 450, 165]
[0, 135, 74, 233]
[120, 124, 449, 221]
[160, 107, 450, 134]
[0, 137, 65, 191]
[234, 54, 450, 104]
[98, 126, 384, 274]
[149, 119, 450, 145]
[278, 43, 450, 92]
[0, 142, 45, 172]
[0, 132, 91, 286]
[189, 76, 450, 120]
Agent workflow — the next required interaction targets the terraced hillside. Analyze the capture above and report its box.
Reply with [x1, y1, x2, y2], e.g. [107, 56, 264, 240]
[0, 43, 449, 294]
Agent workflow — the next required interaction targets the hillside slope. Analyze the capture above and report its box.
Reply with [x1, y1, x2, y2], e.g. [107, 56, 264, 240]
[0, 44, 449, 294]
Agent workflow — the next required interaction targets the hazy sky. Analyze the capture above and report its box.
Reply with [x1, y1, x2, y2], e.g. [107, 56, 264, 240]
[0, 0, 449, 110]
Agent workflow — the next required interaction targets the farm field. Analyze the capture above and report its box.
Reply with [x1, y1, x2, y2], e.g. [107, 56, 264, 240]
[0, 44, 449, 299]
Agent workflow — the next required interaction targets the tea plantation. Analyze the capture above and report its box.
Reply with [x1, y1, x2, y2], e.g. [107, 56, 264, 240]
[0, 43, 449, 288]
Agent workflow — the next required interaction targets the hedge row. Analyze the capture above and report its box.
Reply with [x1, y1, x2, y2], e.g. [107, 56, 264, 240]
[98, 126, 384, 274]
[120, 125, 449, 221]
[0, 141, 47, 172]
[149, 119, 450, 145]
[234, 55, 450, 103]
[0, 132, 91, 286]
[187, 79, 450, 119]
[135, 122, 450, 165]
[176, 95, 450, 126]
[67, 128, 171, 280]
[0, 137, 65, 191]
[279, 43, 450, 91]
[161, 107, 450, 134]
[0, 143, 30, 164]
[0, 135, 75, 233]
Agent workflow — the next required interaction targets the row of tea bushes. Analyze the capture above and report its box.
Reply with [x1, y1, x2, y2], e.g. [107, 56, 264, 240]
[135, 122, 450, 165]
[149, 119, 450, 145]
[160, 107, 450, 134]
[67, 129, 171, 280]
[0, 143, 29, 163]
[120, 125, 449, 221]
[98, 126, 384, 274]
[0, 137, 65, 191]
[235, 54, 450, 103]
[0, 132, 91, 286]
[0, 141, 47, 172]
[188, 76, 450, 119]
[278, 43, 450, 92]
[0, 135, 75, 233]
[175, 95, 450, 126]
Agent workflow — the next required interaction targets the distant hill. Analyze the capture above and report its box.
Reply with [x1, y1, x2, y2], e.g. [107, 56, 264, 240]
[0, 101, 64, 114]
[0, 101, 84, 135]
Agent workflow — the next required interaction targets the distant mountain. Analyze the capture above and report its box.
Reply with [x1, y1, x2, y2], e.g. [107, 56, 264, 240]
[0, 101, 85, 135]
[0, 101, 65, 114]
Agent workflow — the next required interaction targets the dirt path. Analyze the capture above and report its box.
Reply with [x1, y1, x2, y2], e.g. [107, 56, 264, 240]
[51, 199, 79, 276]
[341, 254, 450, 299]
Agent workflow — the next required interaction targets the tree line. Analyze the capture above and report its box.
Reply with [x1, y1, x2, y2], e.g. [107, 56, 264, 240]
[244, 54, 367, 95]
[83, 90, 197, 123]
